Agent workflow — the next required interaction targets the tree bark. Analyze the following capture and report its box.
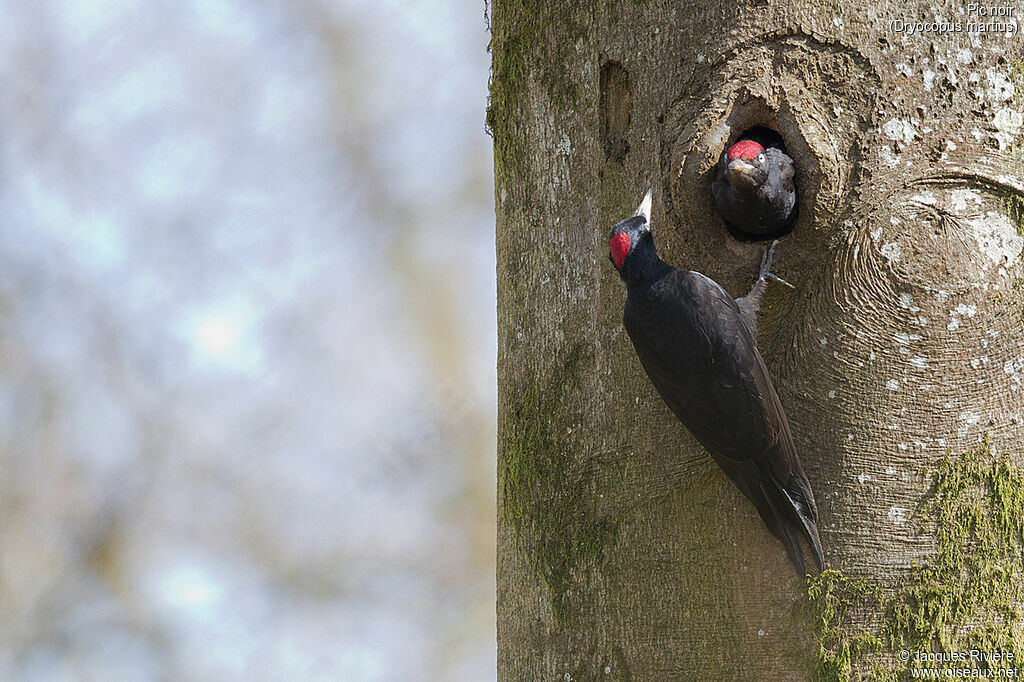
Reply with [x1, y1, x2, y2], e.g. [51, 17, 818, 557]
[491, 1, 1023, 679]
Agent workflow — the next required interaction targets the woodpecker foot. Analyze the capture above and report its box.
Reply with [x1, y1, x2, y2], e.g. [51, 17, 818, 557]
[760, 240, 795, 289]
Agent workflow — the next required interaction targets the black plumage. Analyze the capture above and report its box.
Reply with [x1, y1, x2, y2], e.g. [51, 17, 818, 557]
[609, 190, 823, 575]
[712, 137, 797, 238]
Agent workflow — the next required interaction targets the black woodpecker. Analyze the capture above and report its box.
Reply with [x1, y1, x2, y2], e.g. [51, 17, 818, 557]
[712, 138, 797, 238]
[609, 190, 823, 575]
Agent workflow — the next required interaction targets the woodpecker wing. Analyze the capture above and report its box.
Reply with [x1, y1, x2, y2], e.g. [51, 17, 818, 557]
[624, 269, 785, 464]
[623, 268, 822, 571]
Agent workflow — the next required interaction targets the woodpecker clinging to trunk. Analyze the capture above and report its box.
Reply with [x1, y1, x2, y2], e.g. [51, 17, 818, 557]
[609, 190, 823, 575]
[712, 137, 797, 238]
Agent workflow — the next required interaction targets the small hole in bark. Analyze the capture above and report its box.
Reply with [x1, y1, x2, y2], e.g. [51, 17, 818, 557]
[599, 61, 631, 164]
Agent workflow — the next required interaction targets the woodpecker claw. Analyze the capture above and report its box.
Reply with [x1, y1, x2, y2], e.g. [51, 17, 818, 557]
[758, 241, 774, 278]
[759, 240, 795, 289]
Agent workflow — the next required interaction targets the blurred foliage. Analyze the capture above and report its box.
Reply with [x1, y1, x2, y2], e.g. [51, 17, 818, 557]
[0, 1, 495, 680]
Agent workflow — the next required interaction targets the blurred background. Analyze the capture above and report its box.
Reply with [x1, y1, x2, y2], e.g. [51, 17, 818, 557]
[0, 1, 496, 680]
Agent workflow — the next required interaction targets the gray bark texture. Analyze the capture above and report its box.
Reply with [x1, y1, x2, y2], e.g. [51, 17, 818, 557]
[490, 1, 1023, 679]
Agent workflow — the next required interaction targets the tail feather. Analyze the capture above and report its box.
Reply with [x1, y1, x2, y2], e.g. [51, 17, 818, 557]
[758, 480, 809, 576]
[737, 473, 808, 575]
[748, 477, 825, 575]
[722, 460, 826, 575]
[779, 486, 825, 571]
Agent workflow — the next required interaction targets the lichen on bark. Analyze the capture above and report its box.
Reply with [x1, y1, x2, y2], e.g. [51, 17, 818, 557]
[807, 439, 1024, 680]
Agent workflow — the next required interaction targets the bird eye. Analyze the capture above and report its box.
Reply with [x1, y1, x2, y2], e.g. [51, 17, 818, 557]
[757, 152, 765, 163]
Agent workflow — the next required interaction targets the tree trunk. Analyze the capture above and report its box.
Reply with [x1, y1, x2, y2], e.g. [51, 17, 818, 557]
[491, 1, 1023, 678]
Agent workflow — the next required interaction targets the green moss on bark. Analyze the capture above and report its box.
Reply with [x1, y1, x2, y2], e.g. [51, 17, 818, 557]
[807, 439, 1024, 680]
[500, 344, 617, 625]
[807, 570, 886, 680]
[485, 3, 533, 189]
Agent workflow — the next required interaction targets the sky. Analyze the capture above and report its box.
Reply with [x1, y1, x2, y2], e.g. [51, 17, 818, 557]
[0, 1, 496, 680]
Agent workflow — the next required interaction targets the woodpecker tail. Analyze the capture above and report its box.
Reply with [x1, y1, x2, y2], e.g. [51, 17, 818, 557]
[752, 477, 824, 576]
[781, 485, 825, 571]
